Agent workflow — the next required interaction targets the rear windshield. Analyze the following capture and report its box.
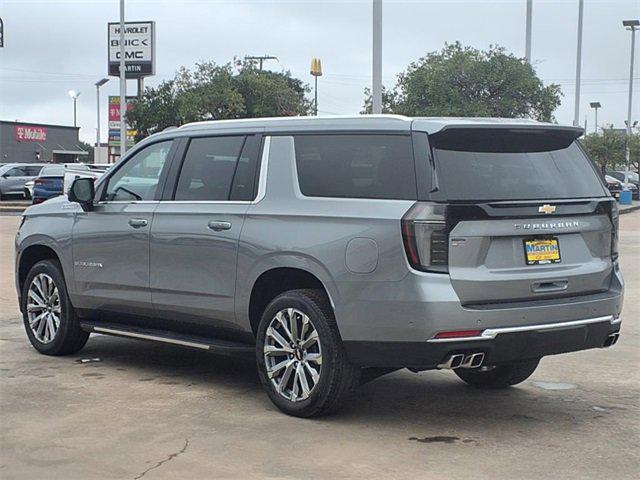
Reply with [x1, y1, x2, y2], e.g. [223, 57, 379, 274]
[430, 129, 606, 201]
[39, 165, 65, 177]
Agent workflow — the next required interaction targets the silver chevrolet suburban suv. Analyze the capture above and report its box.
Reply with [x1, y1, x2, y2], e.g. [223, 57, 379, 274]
[15, 115, 623, 417]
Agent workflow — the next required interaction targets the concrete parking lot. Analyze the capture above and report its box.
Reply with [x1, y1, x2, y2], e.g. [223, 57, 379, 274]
[0, 212, 638, 480]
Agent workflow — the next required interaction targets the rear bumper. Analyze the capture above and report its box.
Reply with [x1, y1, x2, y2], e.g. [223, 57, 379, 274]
[344, 314, 621, 368]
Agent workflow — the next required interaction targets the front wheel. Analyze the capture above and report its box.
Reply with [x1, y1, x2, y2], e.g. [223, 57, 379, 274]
[21, 259, 89, 356]
[256, 289, 360, 418]
[454, 358, 540, 389]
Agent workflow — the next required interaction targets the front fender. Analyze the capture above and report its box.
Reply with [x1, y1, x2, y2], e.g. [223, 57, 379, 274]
[15, 204, 77, 304]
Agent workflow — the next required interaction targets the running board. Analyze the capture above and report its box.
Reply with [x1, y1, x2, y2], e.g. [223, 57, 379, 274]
[80, 321, 255, 356]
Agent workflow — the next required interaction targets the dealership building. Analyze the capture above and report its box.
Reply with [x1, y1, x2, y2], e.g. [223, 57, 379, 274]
[0, 120, 88, 164]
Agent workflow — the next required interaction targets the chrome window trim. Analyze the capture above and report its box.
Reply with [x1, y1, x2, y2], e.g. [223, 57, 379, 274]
[427, 314, 619, 343]
[95, 200, 160, 205]
[253, 136, 270, 204]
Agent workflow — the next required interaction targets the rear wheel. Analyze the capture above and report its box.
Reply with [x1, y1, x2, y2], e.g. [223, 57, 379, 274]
[21, 260, 89, 356]
[256, 289, 360, 417]
[454, 358, 540, 389]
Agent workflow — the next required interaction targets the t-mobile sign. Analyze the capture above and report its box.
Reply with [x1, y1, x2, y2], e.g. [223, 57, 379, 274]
[15, 125, 48, 142]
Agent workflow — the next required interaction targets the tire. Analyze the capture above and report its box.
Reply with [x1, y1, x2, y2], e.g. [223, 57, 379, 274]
[256, 289, 360, 418]
[454, 358, 540, 389]
[21, 259, 89, 356]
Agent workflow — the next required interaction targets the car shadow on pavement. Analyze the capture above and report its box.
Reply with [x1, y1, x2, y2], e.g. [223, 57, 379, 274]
[70, 334, 609, 433]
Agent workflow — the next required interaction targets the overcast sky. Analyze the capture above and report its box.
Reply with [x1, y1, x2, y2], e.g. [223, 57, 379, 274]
[0, 0, 638, 144]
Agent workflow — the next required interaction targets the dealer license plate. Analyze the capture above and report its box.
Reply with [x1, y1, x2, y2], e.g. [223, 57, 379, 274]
[524, 238, 561, 265]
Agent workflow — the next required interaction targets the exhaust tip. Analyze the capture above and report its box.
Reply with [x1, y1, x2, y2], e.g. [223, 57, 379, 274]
[437, 353, 466, 370]
[461, 352, 485, 369]
[603, 332, 620, 348]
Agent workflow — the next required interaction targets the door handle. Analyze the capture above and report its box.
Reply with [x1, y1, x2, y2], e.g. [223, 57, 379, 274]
[128, 218, 148, 228]
[208, 220, 232, 231]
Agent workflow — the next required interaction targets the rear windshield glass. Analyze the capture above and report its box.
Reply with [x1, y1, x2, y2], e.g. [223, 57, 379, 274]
[294, 134, 416, 200]
[39, 165, 65, 177]
[430, 129, 606, 201]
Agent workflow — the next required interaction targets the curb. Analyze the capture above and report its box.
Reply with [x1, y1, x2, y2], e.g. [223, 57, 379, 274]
[619, 205, 640, 215]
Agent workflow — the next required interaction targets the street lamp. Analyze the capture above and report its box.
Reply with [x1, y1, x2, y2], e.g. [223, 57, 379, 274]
[589, 102, 601, 134]
[95, 78, 109, 162]
[68, 90, 81, 128]
[310, 58, 322, 116]
[623, 19, 639, 188]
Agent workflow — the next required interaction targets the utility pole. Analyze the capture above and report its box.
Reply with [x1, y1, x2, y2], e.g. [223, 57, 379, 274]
[573, 0, 584, 127]
[119, 0, 127, 157]
[623, 20, 639, 186]
[372, 0, 382, 114]
[525, 0, 532, 63]
[244, 55, 278, 71]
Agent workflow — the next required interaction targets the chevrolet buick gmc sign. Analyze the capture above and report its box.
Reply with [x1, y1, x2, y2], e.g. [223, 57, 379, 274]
[108, 21, 155, 78]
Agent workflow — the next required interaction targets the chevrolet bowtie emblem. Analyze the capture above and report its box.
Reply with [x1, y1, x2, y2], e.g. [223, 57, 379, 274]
[538, 204, 556, 214]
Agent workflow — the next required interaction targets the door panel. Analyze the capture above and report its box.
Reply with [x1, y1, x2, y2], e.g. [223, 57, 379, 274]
[72, 202, 157, 314]
[150, 203, 248, 329]
[71, 139, 175, 316]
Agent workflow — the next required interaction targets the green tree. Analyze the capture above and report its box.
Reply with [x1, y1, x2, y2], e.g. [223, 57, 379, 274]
[363, 42, 561, 121]
[78, 141, 94, 163]
[581, 128, 628, 171]
[127, 60, 312, 140]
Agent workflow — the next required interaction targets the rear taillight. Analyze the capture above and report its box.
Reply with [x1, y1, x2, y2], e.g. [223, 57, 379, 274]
[34, 179, 44, 186]
[401, 202, 449, 273]
[611, 201, 619, 261]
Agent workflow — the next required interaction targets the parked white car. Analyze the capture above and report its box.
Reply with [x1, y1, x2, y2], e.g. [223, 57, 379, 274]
[63, 164, 111, 194]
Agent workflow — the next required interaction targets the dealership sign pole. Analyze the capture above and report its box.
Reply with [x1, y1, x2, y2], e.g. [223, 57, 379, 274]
[108, 16, 155, 159]
[119, 0, 127, 156]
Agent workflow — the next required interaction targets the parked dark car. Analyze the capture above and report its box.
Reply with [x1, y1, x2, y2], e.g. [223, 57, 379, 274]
[32, 165, 65, 204]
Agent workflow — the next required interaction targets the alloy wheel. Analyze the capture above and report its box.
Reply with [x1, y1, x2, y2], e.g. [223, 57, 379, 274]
[26, 273, 61, 344]
[263, 308, 322, 402]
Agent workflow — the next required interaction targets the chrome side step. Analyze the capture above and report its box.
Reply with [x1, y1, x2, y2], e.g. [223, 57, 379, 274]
[80, 321, 254, 356]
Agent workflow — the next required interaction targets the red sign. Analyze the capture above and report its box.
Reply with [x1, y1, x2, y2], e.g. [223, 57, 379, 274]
[15, 125, 48, 142]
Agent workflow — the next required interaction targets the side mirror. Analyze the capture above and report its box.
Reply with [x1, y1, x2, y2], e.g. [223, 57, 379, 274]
[68, 177, 95, 211]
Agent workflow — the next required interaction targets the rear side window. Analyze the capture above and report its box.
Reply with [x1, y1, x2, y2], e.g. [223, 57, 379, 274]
[174, 136, 245, 201]
[294, 134, 416, 200]
[430, 129, 607, 201]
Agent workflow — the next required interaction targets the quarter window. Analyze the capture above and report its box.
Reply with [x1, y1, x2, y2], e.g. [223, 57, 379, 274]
[174, 136, 245, 201]
[104, 141, 173, 201]
[294, 134, 416, 200]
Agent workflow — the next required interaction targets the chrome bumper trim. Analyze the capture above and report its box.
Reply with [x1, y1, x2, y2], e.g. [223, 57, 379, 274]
[427, 314, 619, 343]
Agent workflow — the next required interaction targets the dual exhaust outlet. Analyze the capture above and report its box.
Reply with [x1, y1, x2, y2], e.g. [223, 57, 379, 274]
[437, 352, 485, 370]
[603, 332, 620, 348]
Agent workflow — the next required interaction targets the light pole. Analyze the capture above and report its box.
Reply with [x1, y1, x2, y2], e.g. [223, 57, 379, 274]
[310, 58, 322, 116]
[589, 102, 601, 134]
[95, 78, 109, 163]
[525, 0, 532, 63]
[372, 0, 382, 114]
[68, 90, 81, 128]
[573, 0, 584, 127]
[623, 19, 639, 186]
